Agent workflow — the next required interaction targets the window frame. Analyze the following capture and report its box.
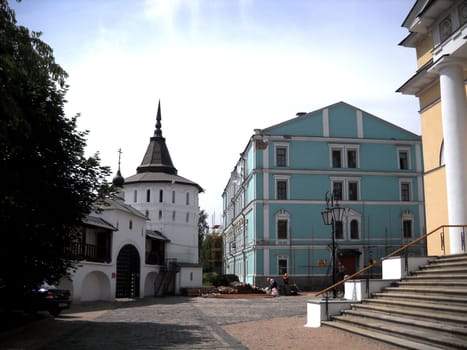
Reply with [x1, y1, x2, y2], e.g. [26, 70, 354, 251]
[400, 180, 412, 201]
[329, 144, 360, 169]
[397, 147, 411, 170]
[275, 176, 289, 200]
[278, 256, 288, 275]
[275, 144, 288, 167]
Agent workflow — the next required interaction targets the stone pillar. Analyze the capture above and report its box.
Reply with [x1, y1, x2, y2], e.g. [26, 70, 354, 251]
[439, 60, 467, 254]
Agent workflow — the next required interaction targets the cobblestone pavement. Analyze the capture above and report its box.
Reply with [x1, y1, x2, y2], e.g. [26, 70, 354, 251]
[0, 293, 313, 350]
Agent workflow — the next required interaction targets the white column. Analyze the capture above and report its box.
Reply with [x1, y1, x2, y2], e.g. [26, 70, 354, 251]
[439, 61, 467, 254]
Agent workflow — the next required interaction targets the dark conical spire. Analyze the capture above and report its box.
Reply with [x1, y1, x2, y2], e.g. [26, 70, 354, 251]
[155, 100, 162, 138]
[136, 100, 177, 175]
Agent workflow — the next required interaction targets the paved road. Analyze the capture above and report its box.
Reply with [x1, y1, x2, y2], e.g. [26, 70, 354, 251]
[0, 294, 313, 350]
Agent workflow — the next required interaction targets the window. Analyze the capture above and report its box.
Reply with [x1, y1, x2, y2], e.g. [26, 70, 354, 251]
[159, 189, 163, 203]
[335, 221, 343, 239]
[276, 180, 288, 200]
[186, 192, 190, 205]
[133, 190, 137, 202]
[332, 149, 342, 168]
[401, 182, 411, 201]
[278, 257, 288, 275]
[350, 220, 359, 239]
[403, 220, 412, 239]
[172, 190, 175, 203]
[348, 182, 358, 200]
[276, 146, 287, 167]
[330, 145, 360, 168]
[347, 149, 357, 168]
[129, 220, 133, 230]
[333, 182, 343, 201]
[146, 189, 151, 202]
[186, 212, 190, 223]
[398, 150, 409, 170]
[277, 219, 288, 240]
[145, 210, 149, 218]
[172, 210, 176, 221]
[158, 210, 162, 220]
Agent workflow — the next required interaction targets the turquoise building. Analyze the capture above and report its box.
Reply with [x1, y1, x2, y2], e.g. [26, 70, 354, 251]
[221, 102, 425, 290]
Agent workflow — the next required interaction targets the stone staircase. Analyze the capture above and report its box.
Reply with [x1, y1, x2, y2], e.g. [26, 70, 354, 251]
[323, 254, 467, 350]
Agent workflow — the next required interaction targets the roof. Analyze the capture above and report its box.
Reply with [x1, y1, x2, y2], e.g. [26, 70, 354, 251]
[261, 101, 420, 138]
[125, 172, 204, 192]
[83, 215, 117, 231]
[98, 197, 148, 219]
[124, 101, 203, 192]
[136, 100, 177, 175]
[146, 230, 170, 241]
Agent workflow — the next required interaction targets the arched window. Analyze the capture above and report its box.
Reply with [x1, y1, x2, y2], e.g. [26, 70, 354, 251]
[146, 189, 151, 202]
[159, 189, 163, 203]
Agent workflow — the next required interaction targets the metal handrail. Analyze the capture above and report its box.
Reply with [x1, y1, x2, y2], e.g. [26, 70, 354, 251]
[314, 224, 466, 297]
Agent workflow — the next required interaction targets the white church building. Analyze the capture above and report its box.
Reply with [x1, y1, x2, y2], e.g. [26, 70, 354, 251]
[59, 102, 204, 302]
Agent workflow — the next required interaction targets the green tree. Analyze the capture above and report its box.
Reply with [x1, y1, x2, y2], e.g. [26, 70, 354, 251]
[0, 0, 112, 295]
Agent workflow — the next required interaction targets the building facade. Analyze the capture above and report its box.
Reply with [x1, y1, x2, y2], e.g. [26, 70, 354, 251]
[221, 102, 425, 290]
[60, 102, 203, 301]
[398, 0, 467, 255]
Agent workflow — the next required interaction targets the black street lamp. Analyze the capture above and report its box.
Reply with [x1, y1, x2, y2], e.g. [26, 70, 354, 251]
[321, 191, 346, 298]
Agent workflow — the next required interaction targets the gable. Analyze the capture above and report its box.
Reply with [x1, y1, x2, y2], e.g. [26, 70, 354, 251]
[261, 102, 420, 141]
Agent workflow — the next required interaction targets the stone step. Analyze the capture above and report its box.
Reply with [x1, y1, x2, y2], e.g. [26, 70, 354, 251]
[405, 273, 467, 280]
[342, 309, 467, 336]
[322, 321, 444, 350]
[397, 280, 467, 287]
[354, 302, 467, 324]
[415, 266, 467, 274]
[365, 297, 467, 314]
[372, 291, 467, 305]
[384, 286, 467, 295]
[329, 314, 467, 349]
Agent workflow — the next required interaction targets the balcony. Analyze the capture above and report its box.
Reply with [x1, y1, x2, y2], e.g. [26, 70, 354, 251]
[69, 242, 111, 263]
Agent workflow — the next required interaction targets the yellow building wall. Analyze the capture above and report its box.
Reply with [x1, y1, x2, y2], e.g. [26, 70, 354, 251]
[420, 102, 443, 171]
[424, 168, 449, 256]
[415, 33, 433, 69]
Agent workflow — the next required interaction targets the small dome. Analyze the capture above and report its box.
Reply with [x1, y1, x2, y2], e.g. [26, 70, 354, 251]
[112, 169, 125, 188]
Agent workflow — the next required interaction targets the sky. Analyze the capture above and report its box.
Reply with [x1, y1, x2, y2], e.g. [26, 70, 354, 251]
[11, 0, 420, 226]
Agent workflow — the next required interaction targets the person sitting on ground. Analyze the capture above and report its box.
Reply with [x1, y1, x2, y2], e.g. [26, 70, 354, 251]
[266, 277, 279, 297]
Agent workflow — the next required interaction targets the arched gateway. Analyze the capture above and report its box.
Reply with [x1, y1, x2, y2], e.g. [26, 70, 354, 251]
[116, 244, 140, 298]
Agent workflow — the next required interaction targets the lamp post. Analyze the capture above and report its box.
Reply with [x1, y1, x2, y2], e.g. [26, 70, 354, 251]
[321, 191, 346, 298]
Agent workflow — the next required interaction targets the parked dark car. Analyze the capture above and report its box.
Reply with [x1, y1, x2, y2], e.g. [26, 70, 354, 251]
[23, 284, 72, 316]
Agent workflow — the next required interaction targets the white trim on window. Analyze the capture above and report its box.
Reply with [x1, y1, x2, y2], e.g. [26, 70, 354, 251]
[274, 175, 290, 200]
[399, 179, 412, 201]
[274, 143, 289, 167]
[330, 177, 361, 201]
[329, 144, 360, 168]
[397, 146, 411, 170]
